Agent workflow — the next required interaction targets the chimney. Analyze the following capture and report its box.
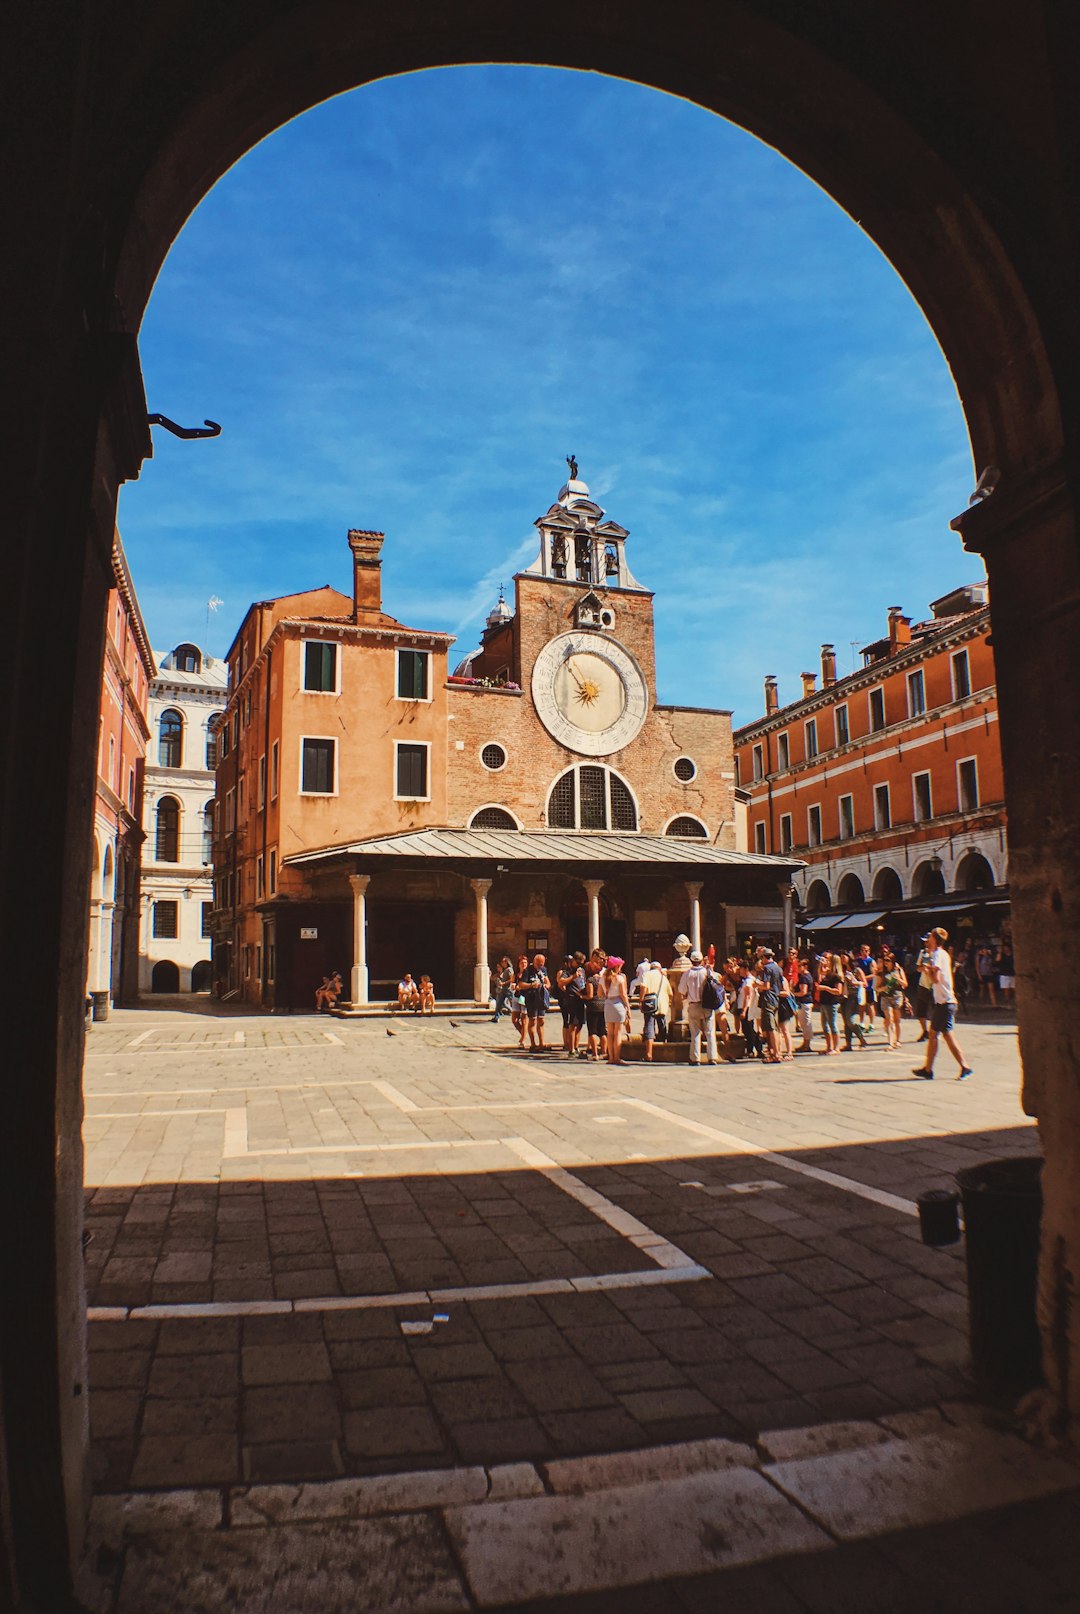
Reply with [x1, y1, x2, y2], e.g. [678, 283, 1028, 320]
[764, 676, 779, 716]
[801, 671, 817, 700]
[821, 644, 837, 687]
[888, 606, 911, 653]
[348, 529, 385, 618]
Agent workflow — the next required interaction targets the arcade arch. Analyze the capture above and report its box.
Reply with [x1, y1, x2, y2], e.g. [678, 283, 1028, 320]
[804, 879, 831, 912]
[872, 866, 904, 904]
[955, 850, 996, 891]
[836, 872, 865, 908]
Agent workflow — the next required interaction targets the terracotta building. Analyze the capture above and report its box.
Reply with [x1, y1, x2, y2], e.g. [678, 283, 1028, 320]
[87, 532, 155, 1015]
[212, 474, 800, 1008]
[733, 582, 1008, 947]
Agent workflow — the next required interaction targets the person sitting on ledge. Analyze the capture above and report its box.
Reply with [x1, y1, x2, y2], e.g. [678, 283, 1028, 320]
[397, 973, 420, 1011]
[418, 975, 435, 1014]
[315, 973, 340, 1013]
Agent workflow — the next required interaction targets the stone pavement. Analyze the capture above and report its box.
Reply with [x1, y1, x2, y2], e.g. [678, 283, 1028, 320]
[82, 1007, 1036, 1493]
[79, 1410, 1080, 1611]
[77, 1006, 1080, 1610]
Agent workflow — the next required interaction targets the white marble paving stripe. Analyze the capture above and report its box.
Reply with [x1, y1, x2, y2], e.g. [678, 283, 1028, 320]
[85, 1107, 226, 1119]
[239, 1138, 505, 1158]
[125, 1030, 154, 1048]
[233, 1029, 245, 1044]
[221, 1107, 248, 1160]
[624, 1098, 919, 1217]
[370, 1080, 420, 1112]
[501, 1136, 700, 1272]
[322, 1029, 344, 1045]
[90, 1264, 711, 1324]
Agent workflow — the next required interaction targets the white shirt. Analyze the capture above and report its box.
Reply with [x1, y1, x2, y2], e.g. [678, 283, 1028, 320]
[679, 964, 708, 1005]
[930, 947, 956, 1005]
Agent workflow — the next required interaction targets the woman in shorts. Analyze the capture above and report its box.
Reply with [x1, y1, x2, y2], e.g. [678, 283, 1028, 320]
[601, 955, 630, 1065]
[875, 946, 908, 1050]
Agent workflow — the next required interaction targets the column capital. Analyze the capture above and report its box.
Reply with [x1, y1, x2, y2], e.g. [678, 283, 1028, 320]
[348, 873, 371, 896]
[684, 880, 704, 898]
[470, 876, 493, 896]
[581, 878, 605, 898]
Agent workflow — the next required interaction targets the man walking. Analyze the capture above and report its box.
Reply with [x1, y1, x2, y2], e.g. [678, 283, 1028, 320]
[913, 927, 973, 1081]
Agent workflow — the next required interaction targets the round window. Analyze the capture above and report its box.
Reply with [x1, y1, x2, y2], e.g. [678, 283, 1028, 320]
[673, 756, 697, 782]
[481, 743, 507, 771]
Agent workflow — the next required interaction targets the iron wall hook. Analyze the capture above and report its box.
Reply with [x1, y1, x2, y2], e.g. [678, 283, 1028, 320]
[147, 413, 222, 440]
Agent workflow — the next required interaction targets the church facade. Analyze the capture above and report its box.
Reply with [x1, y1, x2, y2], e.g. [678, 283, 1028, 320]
[211, 473, 800, 1009]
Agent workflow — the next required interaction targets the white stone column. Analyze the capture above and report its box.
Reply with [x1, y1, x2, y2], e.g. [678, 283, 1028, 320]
[779, 884, 797, 953]
[471, 877, 493, 1003]
[685, 881, 703, 953]
[582, 879, 604, 954]
[348, 874, 371, 1005]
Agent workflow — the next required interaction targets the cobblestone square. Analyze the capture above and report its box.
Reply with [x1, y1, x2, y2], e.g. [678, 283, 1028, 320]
[84, 1005, 1034, 1491]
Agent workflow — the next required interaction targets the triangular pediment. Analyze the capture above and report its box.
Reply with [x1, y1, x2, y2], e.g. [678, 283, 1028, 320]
[596, 520, 629, 538]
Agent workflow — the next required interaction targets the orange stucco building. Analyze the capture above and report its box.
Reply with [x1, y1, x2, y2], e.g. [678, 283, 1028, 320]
[87, 532, 155, 1013]
[213, 475, 801, 1008]
[733, 582, 1008, 948]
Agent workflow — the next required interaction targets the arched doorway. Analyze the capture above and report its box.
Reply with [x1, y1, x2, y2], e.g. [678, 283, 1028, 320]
[191, 959, 213, 993]
[8, 9, 1080, 1605]
[151, 959, 180, 993]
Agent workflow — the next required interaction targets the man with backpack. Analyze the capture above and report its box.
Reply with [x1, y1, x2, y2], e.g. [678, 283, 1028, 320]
[678, 949, 719, 1065]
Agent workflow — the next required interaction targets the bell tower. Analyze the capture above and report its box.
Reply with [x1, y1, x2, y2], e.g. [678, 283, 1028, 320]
[529, 462, 644, 594]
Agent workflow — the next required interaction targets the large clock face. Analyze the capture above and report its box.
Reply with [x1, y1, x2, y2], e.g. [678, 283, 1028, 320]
[531, 631, 648, 756]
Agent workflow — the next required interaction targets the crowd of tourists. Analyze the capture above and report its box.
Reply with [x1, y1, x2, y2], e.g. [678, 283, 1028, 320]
[487, 925, 982, 1078]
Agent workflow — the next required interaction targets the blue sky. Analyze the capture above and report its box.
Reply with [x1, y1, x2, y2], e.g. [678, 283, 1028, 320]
[119, 66, 982, 725]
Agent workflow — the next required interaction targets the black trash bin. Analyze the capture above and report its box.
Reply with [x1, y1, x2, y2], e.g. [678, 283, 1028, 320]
[955, 1155, 1043, 1396]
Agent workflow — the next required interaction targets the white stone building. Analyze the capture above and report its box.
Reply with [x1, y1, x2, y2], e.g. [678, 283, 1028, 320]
[139, 642, 228, 992]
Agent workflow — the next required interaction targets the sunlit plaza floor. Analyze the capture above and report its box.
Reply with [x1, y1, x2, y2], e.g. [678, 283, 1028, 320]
[78, 1005, 1080, 1610]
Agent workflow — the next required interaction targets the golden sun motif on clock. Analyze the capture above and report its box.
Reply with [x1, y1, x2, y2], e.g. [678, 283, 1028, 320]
[531, 631, 648, 757]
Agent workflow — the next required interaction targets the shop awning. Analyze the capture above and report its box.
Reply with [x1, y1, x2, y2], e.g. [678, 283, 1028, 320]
[799, 912, 852, 931]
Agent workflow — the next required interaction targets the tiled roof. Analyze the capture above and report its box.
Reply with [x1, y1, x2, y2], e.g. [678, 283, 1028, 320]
[287, 828, 802, 870]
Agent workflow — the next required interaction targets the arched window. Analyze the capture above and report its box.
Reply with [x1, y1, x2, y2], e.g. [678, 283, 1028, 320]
[546, 765, 638, 832]
[836, 872, 865, 906]
[159, 709, 184, 768]
[469, 806, 518, 830]
[666, 815, 708, 839]
[155, 797, 180, 862]
[174, 643, 201, 674]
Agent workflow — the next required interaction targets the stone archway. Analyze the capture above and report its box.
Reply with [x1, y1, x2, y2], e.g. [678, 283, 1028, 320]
[955, 851, 996, 892]
[6, 7, 1080, 1604]
[804, 879, 831, 913]
[872, 866, 904, 905]
[836, 872, 865, 908]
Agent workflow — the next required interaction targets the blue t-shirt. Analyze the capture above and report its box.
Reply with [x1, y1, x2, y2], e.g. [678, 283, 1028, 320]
[760, 959, 785, 1008]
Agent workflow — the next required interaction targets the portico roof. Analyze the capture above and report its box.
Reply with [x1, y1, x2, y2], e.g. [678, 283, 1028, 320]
[286, 827, 804, 873]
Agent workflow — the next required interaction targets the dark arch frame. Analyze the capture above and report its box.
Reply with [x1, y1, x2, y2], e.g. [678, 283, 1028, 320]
[6, 8, 1080, 1606]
